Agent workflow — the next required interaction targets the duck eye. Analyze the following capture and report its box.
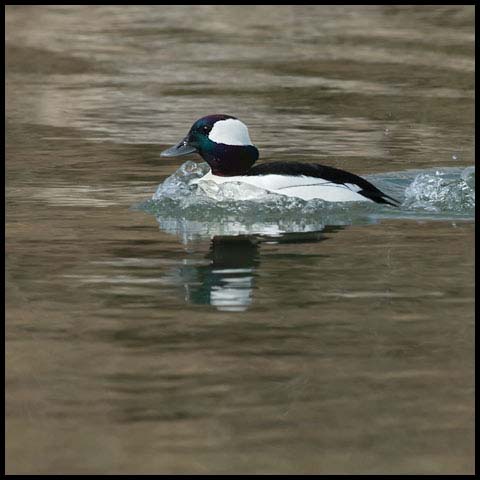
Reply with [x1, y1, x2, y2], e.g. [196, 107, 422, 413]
[202, 125, 211, 133]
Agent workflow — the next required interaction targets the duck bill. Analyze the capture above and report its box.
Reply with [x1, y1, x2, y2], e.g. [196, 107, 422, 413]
[160, 137, 197, 157]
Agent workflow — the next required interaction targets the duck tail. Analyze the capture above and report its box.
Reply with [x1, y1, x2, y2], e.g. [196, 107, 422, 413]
[358, 189, 401, 207]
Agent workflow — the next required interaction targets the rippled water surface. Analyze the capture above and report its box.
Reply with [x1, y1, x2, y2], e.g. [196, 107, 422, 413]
[6, 5, 474, 474]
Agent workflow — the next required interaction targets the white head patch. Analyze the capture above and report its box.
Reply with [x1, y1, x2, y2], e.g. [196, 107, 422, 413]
[208, 118, 253, 146]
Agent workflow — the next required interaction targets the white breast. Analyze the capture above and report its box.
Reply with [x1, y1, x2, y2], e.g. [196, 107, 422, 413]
[191, 172, 370, 202]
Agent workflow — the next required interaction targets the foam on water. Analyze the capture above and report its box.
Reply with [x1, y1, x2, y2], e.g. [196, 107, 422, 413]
[140, 161, 475, 242]
[403, 167, 475, 211]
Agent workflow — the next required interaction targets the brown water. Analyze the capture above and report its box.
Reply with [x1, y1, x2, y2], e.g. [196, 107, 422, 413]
[5, 5, 475, 474]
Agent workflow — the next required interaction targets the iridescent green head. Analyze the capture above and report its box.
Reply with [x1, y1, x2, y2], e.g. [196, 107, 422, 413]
[161, 114, 259, 176]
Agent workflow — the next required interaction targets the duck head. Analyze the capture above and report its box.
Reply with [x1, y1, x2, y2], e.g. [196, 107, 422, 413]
[161, 114, 259, 176]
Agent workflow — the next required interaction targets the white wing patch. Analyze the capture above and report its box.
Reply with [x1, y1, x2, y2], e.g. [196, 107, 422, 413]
[208, 119, 253, 146]
[194, 173, 370, 202]
[344, 183, 363, 193]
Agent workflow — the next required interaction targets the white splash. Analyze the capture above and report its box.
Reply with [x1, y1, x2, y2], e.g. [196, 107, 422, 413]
[403, 167, 475, 211]
[143, 161, 475, 243]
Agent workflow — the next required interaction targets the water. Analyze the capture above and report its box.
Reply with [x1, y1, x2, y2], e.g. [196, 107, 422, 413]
[6, 5, 474, 474]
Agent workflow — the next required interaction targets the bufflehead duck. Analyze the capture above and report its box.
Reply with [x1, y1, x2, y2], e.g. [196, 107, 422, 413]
[161, 114, 399, 206]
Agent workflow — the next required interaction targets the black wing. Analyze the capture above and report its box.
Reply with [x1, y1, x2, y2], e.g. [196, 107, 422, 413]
[246, 162, 400, 206]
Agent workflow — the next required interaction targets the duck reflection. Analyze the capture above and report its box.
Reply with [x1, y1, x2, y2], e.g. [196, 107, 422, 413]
[180, 228, 342, 311]
[180, 236, 260, 311]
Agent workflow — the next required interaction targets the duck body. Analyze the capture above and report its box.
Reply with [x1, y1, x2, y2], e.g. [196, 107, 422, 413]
[192, 163, 389, 203]
[161, 114, 399, 206]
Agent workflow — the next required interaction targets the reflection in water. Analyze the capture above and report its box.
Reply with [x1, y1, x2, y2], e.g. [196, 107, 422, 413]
[178, 228, 341, 311]
[180, 236, 260, 312]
